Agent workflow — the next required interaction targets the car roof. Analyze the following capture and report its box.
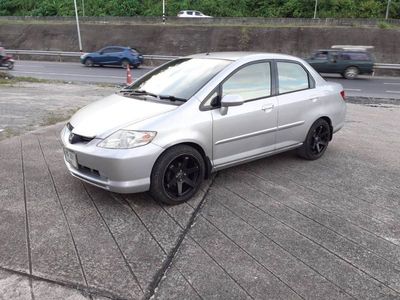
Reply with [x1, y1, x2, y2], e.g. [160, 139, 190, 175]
[315, 49, 368, 52]
[103, 46, 129, 49]
[186, 52, 303, 62]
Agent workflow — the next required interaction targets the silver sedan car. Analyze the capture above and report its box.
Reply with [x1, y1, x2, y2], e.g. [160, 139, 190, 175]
[61, 52, 346, 204]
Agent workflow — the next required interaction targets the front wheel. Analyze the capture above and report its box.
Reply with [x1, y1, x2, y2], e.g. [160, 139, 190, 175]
[6, 61, 14, 70]
[84, 58, 94, 67]
[297, 119, 331, 160]
[150, 145, 205, 205]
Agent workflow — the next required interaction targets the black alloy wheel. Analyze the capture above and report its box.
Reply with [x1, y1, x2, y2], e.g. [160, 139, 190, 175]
[150, 145, 205, 205]
[298, 118, 331, 160]
[164, 155, 201, 198]
[310, 124, 329, 155]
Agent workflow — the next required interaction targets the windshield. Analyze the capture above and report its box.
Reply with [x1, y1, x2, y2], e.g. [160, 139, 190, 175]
[127, 58, 232, 101]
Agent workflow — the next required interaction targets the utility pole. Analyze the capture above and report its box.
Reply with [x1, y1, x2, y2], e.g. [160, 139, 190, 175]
[81, 0, 85, 17]
[73, 0, 83, 52]
[313, 0, 318, 19]
[385, 0, 391, 19]
[162, 0, 166, 24]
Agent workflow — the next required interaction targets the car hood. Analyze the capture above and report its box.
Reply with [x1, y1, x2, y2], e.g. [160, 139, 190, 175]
[69, 93, 177, 138]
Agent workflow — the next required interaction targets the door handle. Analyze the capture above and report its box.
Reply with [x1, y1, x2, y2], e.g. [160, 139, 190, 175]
[262, 104, 274, 111]
[311, 98, 319, 103]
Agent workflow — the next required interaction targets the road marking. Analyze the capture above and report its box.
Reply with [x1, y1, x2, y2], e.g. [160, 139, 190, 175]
[385, 90, 400, 94]
[11, 70, 125, 79]
[345, 88, 362, 92]
[384, 83, 400, 85]
[0, 129, 4, 133]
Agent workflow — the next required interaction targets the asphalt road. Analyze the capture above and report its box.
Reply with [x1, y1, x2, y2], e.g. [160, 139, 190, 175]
[5, 60, 400, 98]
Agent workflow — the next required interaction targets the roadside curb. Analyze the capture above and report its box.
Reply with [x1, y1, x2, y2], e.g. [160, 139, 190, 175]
[346, 96, 400, 105]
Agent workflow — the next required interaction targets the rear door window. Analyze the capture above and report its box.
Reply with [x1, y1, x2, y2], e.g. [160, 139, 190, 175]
[277, 62, 310, 94]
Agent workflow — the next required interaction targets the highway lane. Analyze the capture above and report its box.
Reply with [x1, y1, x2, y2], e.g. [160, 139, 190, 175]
[5, 60, 400, 99]
[7, 60, 151, 84]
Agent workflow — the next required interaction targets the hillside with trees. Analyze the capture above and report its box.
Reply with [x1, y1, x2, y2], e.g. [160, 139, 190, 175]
[0, 0, 399, 19]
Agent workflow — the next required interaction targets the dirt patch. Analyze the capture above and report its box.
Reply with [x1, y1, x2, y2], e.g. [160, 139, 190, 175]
[0, 82, 115, 140]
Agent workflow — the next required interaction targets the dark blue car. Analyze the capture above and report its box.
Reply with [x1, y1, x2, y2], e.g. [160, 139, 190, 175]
[80, 46, 144, 68]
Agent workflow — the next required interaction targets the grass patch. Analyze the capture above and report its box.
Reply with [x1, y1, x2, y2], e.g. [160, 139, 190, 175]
[0, 71, 51, 84]
[378, 21, 393, 29]
[0, 127, 18, 140]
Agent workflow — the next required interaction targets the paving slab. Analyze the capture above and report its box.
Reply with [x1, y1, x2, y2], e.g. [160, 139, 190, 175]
[0, 268, 31, 300]
[0, 102, 399, 300]
[0, 138, 28, 273]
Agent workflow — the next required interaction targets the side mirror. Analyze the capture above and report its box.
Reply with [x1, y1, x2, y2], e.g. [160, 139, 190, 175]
[220, 94, 244, 115]
[221, 94, 244, 107]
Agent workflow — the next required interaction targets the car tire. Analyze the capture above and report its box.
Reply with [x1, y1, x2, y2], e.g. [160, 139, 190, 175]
[150, 145, 205, 205]
[133, 64, 140, 69]
[84, 58, 94, 67]
[343, 67, 359, 79]
[121, 59, 131, 69]
[297, 119, 331, 160]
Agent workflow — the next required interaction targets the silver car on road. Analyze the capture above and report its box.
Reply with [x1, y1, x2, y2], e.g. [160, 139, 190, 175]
[61, 52, 346, 204]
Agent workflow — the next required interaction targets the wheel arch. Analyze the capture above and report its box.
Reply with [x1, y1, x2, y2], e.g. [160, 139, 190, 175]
[153, 142, 212, 180]
[319, 116, 333, 140]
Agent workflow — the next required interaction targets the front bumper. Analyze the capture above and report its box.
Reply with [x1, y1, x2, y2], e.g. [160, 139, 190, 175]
[60, 126, 164, 193]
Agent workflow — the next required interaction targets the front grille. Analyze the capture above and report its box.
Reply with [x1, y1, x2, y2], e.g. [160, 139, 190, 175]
[67, 122, 94, 144]
[69, 133, 94, 144]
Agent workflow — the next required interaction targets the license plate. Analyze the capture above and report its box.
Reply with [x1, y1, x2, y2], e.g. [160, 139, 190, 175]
[64, 148, 78, 169]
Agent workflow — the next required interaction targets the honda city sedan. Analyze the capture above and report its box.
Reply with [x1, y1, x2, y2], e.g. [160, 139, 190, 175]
[80, 46, 144, 68]
[62, 52, 346, 204]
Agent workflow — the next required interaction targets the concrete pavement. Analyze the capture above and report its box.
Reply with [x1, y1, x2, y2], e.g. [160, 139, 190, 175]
[0, 102, 399, 299]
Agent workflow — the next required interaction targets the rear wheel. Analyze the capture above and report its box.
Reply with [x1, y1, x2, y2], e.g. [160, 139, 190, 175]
[84, 58, 94, 67]
[297, 119, 331, 160]
[121, 59, 131, 69]
[150, 145, 205, 205]
[343, 67, 359, 79]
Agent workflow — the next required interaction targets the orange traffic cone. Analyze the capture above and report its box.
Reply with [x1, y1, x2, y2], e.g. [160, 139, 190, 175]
[126, 64, 133, 85]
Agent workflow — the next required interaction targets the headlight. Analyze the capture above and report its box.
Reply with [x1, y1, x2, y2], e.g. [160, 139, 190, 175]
[97, 130, 156, 149]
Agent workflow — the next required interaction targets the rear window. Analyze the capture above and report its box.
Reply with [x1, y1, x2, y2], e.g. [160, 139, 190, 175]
[340, 52, 371, 61]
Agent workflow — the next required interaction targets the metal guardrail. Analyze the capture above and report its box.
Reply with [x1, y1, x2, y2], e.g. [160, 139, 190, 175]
[7, 49, 179, 61]
[374, 63, 400, 70]
[6, 50, 400, 70]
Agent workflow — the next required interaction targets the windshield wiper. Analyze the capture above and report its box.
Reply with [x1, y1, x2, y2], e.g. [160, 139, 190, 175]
[122, 89, 158, 98]
[121, 89, 186, 102]
[159, 95, 187, 102]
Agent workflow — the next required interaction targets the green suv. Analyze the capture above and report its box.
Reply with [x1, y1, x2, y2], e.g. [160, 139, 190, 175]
[307, 49, 374, 79]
